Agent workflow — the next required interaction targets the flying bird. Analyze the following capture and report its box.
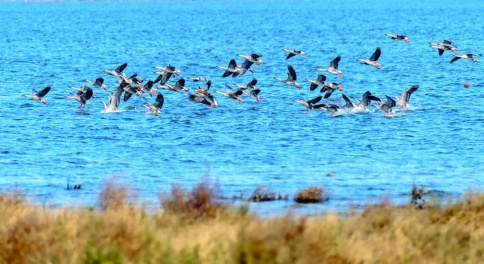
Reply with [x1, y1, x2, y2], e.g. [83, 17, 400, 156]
[282, 48, 306, 59]
[23, 85, 51, 104]
[316, 55, 342, 77]
[358, 47, 382, 69]
[275, 65, 301, 89]
[385, 33, 410, 43]
[294, 95, 322, 114]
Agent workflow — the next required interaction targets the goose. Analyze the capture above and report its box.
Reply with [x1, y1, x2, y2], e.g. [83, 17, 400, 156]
[154, 64, 181, 76]
[123, 84, 141, 102]
[85, 77, 108, 91]
[215, 84, 243, 104]
[306, 74, 327, 91]
[235, 78, 258, 91]
[102, 84, 124, 112]
[450, 53, 481, 63]
[70, 85, 97, 98]
[385, 33, 410, 43]
[294, 95, 322, 114]
[217, 59, 240, 77]
[371, 95, 396, 116]
[351, 91, 377, 112]
[189, 91, 219, 108]
[142, 93, 164, 115]
[66, 86, 93, 109]
[23, 85, 51, 104]
[282, 48, 306, 59]
[316, 55, 342, 77]
[190, 76, 210, 82]
[153, 65, 181, 85]
[158, 78, 190, 92]
[275, 65, 301, 89]
[313, 103, 341, 116]
[104, 62, 128, 77]
[358, 47, 381, 69]
[189, 80, 219, 108]
[237, 53, 263, 66]
[243, 88, 262, 103]
[429, 39, 457, 56]
[396, 85, 419, 109]
[320, 82, 345, 99]
[137, 80, 157, 97]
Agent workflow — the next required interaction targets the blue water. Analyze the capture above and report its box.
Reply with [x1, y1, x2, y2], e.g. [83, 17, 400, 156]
[1, 0, 484, 215]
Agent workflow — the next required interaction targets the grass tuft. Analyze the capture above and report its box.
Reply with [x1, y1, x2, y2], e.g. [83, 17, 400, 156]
[248, 186, 288, 202]
[294, 186, 330, 204]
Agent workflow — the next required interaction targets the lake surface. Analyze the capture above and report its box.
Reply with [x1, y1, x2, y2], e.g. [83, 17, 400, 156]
[1, 0, 483, 215]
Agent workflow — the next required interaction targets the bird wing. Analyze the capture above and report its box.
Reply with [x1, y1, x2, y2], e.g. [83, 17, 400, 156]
[330, 55, 341, 69]
[385, 95, 396, 107]
[153, 93, 164, 109]
[308, 95, 323, 105]
[225, 84, 235, 94]
[443, 39, 453, 45]
[115, 63, 128, 74]
[369, 47, 381, 61]
[287, 65, 297, 81]
[174, 78, 186, 91]
[361, 91, 372, 106]
[317, 74, 327, 83]
[324, 88, 335, 99]
[36, 86, 51, 97]
[286, 53, 296, 60]
[450, 56, 461, 63]
[342, 94, 354, 108]
[402, 85, 419, 103]
[309, 82, 319, 91]
[202, 80, 212, 91]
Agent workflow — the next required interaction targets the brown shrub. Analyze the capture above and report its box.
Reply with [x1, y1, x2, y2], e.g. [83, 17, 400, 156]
[294, 186, 330, 204]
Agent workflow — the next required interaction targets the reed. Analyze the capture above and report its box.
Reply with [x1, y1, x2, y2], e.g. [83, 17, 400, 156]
[1, 181, 484, 263]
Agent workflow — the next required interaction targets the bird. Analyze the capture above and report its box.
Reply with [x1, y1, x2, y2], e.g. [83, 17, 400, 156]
[102, 84, 124, 112]
[85, 77, 108, 91]
[66, 86, 93, 109]
[23, 85, 51, 104]
[235, 78, 258, 91]
[371, 95, 397, 116]
[217, 59, 241, 77]
[350, 91, 378, 112]
[313, 103, 342, 116]
[237, 53, 263, 66]
[385, 33, 410, 43]
[189, 80, 219, 108]
[122, 84, 141, 102]
[137, 80, 157, 97]
[142, 93, 164, 115]
[395, 85, 419, 110]
[215, 84, 243, 104]
[358, 47, 382, 69]
[154, 65, 181, 76]
[306, 74, 327, 91]
[316, 55, 342, 77]
[243, 88, 262, 103]
[282, 48, 306, 59]
[104, 62, 128, 77]
[159, 78, 190, 92]
[237, 53, 263, 75]
[189, 91, 219, 108]
[429, 39, 457, 56]
[190, 76, 210, 82]
[450, 53, 481, 63]
[275, 65, 301, 89]
[294, 95, 322, 114]
[153, 65, 181, 85]
[320, 82, 345, 99]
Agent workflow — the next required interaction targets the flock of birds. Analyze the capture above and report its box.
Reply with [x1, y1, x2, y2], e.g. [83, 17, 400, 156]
[21, 33, 480, 117]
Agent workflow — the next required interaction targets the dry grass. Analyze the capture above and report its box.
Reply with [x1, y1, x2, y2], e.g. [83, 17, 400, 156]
[248, 186, 288, 202]
[294, 186, 330, 203]
[1, 180, 484, 263]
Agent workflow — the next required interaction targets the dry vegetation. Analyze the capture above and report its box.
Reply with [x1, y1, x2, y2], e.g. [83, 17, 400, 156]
[1, 180, 484, 263]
